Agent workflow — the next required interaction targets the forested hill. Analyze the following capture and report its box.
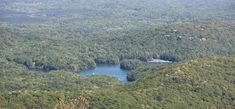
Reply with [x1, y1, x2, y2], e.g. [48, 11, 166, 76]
[0, 56, 234, 108]
[1, 0, 235, 72]
[1, 21, 235, 72]
[0, 0, 235, 108]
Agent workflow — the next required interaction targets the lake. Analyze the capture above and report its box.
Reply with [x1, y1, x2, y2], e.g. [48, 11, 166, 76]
[80, 64, 129, 83]
[29, 59, 170, 83]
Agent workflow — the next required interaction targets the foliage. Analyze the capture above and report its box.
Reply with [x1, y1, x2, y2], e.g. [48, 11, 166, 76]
[1, 21, 235, 72]
[120, 59, 143, 70]
[0, 0, 235, 108]
[0, 57, 235, 108]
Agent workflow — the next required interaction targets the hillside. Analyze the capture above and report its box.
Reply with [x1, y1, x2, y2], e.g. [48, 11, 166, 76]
[0, 56, 234, 108]
[0, 0, 235, 108]
[86, 56, 235, 108]
[1, 21, 235, 73]
[0, 0, 235, 72]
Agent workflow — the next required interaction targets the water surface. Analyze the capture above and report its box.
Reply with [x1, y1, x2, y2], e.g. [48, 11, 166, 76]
[80, 64, 128, 82]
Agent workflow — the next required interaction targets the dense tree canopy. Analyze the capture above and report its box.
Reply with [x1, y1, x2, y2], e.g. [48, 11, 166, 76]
[0, 0, 235, 108]
[0, 57, 235, 108]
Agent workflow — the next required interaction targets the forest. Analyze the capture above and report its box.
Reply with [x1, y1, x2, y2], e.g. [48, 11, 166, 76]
[0, 0, 235, 108]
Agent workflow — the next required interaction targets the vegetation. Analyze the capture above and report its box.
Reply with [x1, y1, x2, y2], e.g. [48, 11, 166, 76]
[0, 57, 235, 108]
[0, 0, 235, 108]
[0, 0, 235, 72]
[126, 64, 164, 82]
[120, 59, 143, 70]
[1, 21, 235, 72]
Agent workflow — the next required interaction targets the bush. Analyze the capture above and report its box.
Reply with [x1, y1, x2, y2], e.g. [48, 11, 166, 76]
[120, 59, 143, 70]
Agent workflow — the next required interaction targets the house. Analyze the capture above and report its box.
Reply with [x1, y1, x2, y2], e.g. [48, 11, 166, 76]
[164, 34, 171, 37]
[177, 36, 182, 40]
[200, 38, 207, 42]
[188, 37, 194, 40]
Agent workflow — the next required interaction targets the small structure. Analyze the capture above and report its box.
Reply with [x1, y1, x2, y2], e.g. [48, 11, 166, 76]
[200, 28, 205, 31]
[173, 29, 178, 32]
[188, 37, 194, 40]
[177, 36, 182, 40]
[164, 34, 171, 38]
[200, 38, 207, 42]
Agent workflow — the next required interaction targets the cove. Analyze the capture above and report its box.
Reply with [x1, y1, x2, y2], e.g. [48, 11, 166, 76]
[80, 64, 129, 83]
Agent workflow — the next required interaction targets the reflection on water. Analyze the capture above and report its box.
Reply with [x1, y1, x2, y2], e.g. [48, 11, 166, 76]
[80, 64, 128, 83]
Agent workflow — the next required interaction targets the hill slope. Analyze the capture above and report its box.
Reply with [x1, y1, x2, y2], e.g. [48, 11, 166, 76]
[1, 56, 234, 108]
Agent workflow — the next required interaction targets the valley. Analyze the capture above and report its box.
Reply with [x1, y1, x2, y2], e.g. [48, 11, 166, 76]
[0, 0, 235, 108]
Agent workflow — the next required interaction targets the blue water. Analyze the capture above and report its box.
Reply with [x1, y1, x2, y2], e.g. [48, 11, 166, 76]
[80, 64, 128, 82]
